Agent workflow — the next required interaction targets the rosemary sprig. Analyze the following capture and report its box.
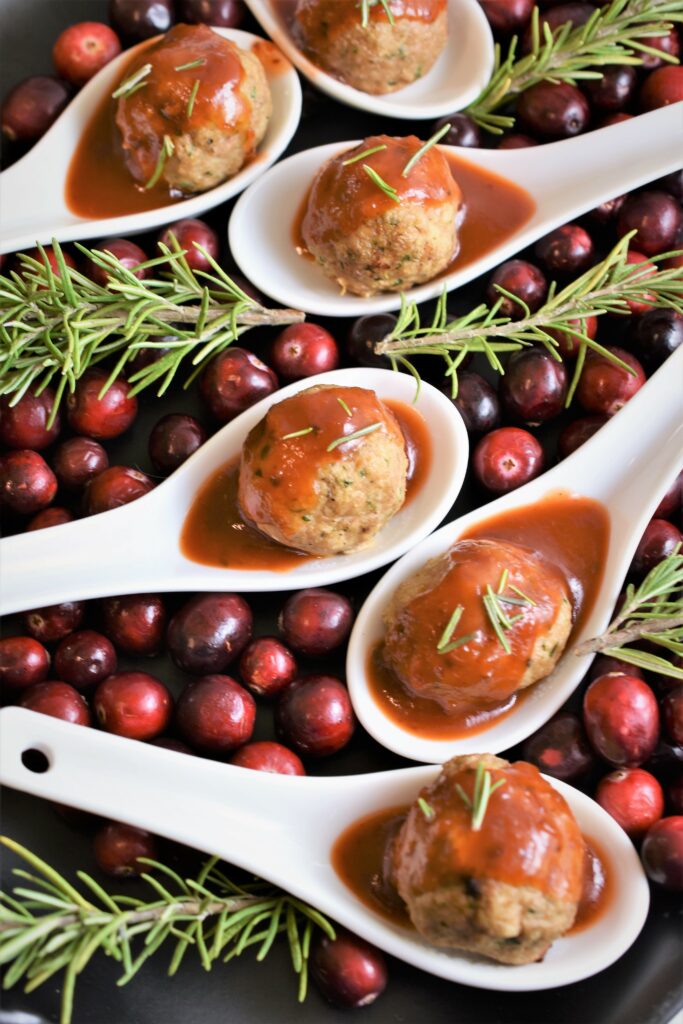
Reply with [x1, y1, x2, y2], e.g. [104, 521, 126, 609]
[401, 124, 450, 178]
[145, 134, 175, 190]
[187, 79, 200, 118]
[112, 63, 152, 99]
[466, 0, 683, 133]
[360, 0, 395, 29]
[483, 588, 512, 653]
[175, 58, 206, 71]
[455, 763, 506, 831]
[363, 165, 400, 202]
[342, 144, 387, 166]
[326, 422, 383, 451]
[0, 836, 334, 1024]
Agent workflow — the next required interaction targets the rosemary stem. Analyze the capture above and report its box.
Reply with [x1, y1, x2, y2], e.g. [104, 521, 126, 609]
[574, 614, 683, 656]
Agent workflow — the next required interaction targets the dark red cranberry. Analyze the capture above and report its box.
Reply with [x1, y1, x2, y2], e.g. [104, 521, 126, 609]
[517, 81, 590, 139]
[630, 519, 683, 580]
[0, 637, 50, 691]
[148, 414, 206, 474]
[433, 113, 481, 148]
[629, 308, 683, 371]
[658, 169, 683, 204]
[279, 589, 353, 658]
[27, 507, 73, 531]
[176, 674, 255, 755]
[558, 415, 607, 458]
[668, 778, 683, 815]
[534, 224, 594, 276]
[239, 637, 298, 699]
[637, 28, 680, 70]
[271, 324, 339, 381]
[645, 740, 683, 781]
[599, 112, 633, 128]
[67, 370, 137, 439]
[524, 2, 596, 48]
[478, 0, 534, 33]
[275, 675, 355, 758]
[176, 0, 244, 27]
[53, 437, 109, 490]
[310, 929, 387, 1009]
[93, 821, 158, 877]
[589, 194, 626, 224]
[0, 450, 57, 515]
[150, 736, 194, 754]
[473, 427, 544, 494]
[641, 817, 683, 890]
[576, 347, 645, 415]
[587, 654, 643, 682]
[617, 191, 682, 257]
[584, 65, 637, 111]
[596, 767, 664, 838]
[85, 238, 149, 285]
[94, 671, 173, 740]
[346, 315, 395, 368]
[52, 21, 121, 86]
[199, 348, 278, 423]
[167, 593, 253, 674]
[486, 260, 547, 320]
[653, 471, 681, 520]
[19, 680, 90, 725]
[449, 372, 501, 435]
[229, 740, 305, 775]
[108, 0, 174, 41]
[54, 630, 117, 690]
[100, 594, 167, 657]
[623, 251, 657, 315]
[0, 387, 61, 450]
[500, 348, 568, 424]
[522, 712, 595, 782]
[1, 76, 71, 142]
[158, 218, 219, 271]
[497, 133, 538, 149]
[663, 686, 683, 746]
[84, 466, 154, 515]
[583, 673, 660, 766]
[23, 601, 85, 644]
[547, 314, 598, 359]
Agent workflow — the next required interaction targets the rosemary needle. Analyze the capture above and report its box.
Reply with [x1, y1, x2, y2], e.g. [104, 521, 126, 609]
[360, 0, 395, 29]
[282, 427, 315, 440]
[326, 422, 383, 451]
[175, 58, 206, 71]
[337, 397, 352, 416]
[401, 123, 451, 178]
[145, 135, 174, 190]
[437, 605, 465, 651]
[186, 79, 200, 118]
[342, 144, 387, 166]
[363, 165, 400, 202]
[112, 63, 152, 99]
[417, 797, 435, 820]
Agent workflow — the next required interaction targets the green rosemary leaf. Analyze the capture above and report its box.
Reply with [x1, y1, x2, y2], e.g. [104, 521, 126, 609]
[417, 797, 436, 821]
[326, 421, 383, 451]
[437, 605, 465, 651]
[363, 164, 400, 202]
[342, 144, 387, 166]
[337, 396, 352, 415]
[145, 135, 174, 190]
[186, 79, 200, 118]
[112, 63, 152, 99]
[509, 584, 536, 606]
[282, 427, 315, 440]
[401, 123, 451, 177]
[175, 58, 206, 71]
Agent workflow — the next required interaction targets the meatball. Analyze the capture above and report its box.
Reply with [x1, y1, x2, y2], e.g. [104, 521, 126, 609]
[295, 0, 447, 94]
[393, 754, 585, 964]
[382, 539, 572, 713]
[238, 384, 408, 556]
[300, 135, 463, 297]
[114, 24, 271, 194]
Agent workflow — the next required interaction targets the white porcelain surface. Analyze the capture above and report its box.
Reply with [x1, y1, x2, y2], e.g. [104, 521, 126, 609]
[347, 344, 683, 763]
[0, 706, 650, 991]
[0, 28, 302, 255]
[229, 103, 683, 316]
[0, 368, 468, 615]
[244, 0, 494, 120]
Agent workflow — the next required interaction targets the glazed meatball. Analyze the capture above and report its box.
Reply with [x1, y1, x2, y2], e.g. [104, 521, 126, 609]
[300, 135, 463, 297]
[295, 0, 447, 94]
[382, 539, 572, 714]
[114, 24, 271, 194]
[238, 384, 408, 556]
[393, 754, 585, 964]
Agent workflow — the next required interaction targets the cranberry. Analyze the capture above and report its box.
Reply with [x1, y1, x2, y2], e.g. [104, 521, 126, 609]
[275, 675, 355, 758]
[617, 191, 682, 257]
[53, 437, 109, 490]
[623, 250, 657, 315]
[600, 112, 633, 128]
[500, 348, 568, 424]
[534, 224, 594, 276]
[94, 671, 173, 740]
[85, 239, 149, 285]
[524, 2, 595, 47]
[547, 314, 598, 359]
[637, 28, 680, 70]
[478, 0, 534, 33]
[587, 654, 643, 682]
[93, 821, 158, 877]
[0, 450, 57, 515]
[150, 736, 194, 754]
[108, 0, 174, 41]
[229, 740, 305, 775]
[52, 22, 121, 87]
[558, 415, 607, 458]
[653, 471, 681, 520]
[310, 929, 387, 1009]
[629, 308, 683, 371]
[176, 674, 255, 755]
[167, 594, 253, 674]
[659, 169, 683, 204]
[576, 347, 645, 415]
[158, 219, 219, 272]
[26, 507, 73, 531]
[583, 673, 660, 766]
[640, 66, 683, 111]
[663, 686, 683, 746]
[584, 65, 637, 111]
[176, 0, 245, 27]
[148, 414, 206, 474]
[473, 426, 544, 494]
[497, 133, 538, 149]
[0, 637, 50, 691]
[84, 466, 154, 515]
[19, 680, 90, 726]
[589, 194, 626, 224]
[199, 348, 278, 423]
[486, 260, 547, 320]
[630, 519, 682, 579]
[641, 817, 683, 890]
[1, 76, 71, 142]
[522, 712, 596, 782]
[517, 82, 590, 139]
[54, 630, 117, 691]
[596, 767, 664, 838]
[449, 371, 501, 435]
[279, 589, 353, 657]
[644, 739, 683, 781]
[100, 594, 167, 657]
[271, 323, 339, 381]
[432, 113, 481, 148]
[67, 369, 137, 439]
[0, 387, 61, 450]
[346, 315, 395, 368]
[23, 601, 85, 644]
[239, 637, 298, 699]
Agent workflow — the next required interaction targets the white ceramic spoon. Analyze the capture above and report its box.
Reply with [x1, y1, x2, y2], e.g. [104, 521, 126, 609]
[229, 102, 683, 317]
[243, 0, 494, 120]
[0, 368, 467, 616]
[347, 344, 683, 763]
[0, 28, 302, 256]
[0, 707, 649, 991]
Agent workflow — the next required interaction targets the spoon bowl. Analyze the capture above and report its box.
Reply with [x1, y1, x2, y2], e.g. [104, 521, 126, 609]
[0, 706, 649, 991]
[0, 28, 302, 256]
[229, 103, 683, 316]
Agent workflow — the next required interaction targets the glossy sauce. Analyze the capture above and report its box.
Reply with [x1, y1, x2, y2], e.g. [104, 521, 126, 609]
[252, 38, 291, 75]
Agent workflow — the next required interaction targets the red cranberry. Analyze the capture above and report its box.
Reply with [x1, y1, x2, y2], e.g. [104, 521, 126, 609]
[618, 191, 682, 257]
[596, 767, 664, 838]
[524, 2, 595, 47]
[67, 370, 137, 439]
[517, 82, 590, 139]
[53, 437, 109, 490]
[101, 594, 167, 656]
[176, 0, 245, 27]
[558, 415, 607, 458]
[346, 315, 395, 368]
[176, 674, 255, 755]
[85, 239, 149, 285]
[584, 65, 637, 111]
[148, 414, 206, 474]
[500, 348, 568, 424]
[94, 671, 173, 740]
[1, 76, 71, 142]
[93, 821, 158, 877]
[522, 712, 596, 782]
[653, 471, 681, 520]
[167, 594, 253, 674]
[640, 66, 683, 111]
[630, 519, 682, 579]
[497, 133, 538, 149]
[158, 218, 219, 271]
[54, 630, 117, 691]
[645, 739, 683, 781]
[547, 314, 598, 359]
[199, 348, 278, 423]
[641, 817, 683, 889]
[229, 740, 305, 775]
[0, 637, 50, 691]
[663, 686, 683, 746]
[275, 675, 355, 758]
[52, 22, 121, 87]
[23, 601, 85, 644]
[432, 113, 481, 148]
[310, 929, 387, 1009]
[486, 260, 547, 320]
[108, 0, 174, 41]
[473, 427, 544, 494]
[589, 194, 626, 223]
[0, 387, 61, 450]
[588, 654, 643, 682]
[271, 323, 339, 381]
[27, 507, 73, 531]
[279, 589, 353, 658]
[19, 680, 90, 726]
[0, 450, 57, 515]
[576, 347, 645, 415]
[478, 0, 534, 33]
[637, 28, 680, 70]
[534, 224, 594, 276]
[84, 466, 154, 515]
[623, 250, 657, 315]
[583, 673, 660, 766]
[449, 371, 501, 435]
[150, 736, 194, 754]
[629, 308, 683, 371]
[239, 637, 298, 699]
